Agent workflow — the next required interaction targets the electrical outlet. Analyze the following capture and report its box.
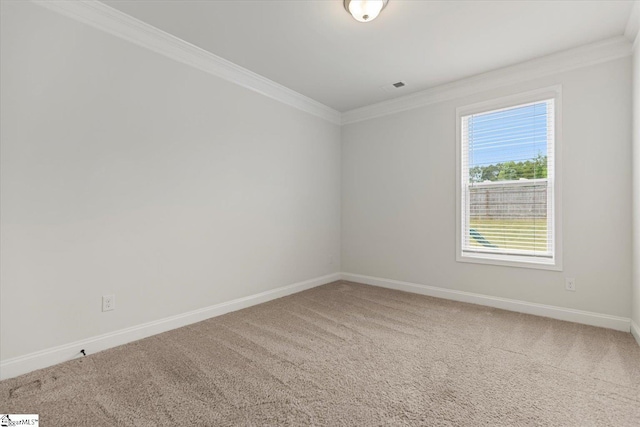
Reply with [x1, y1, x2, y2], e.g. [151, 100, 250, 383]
[565, 278, 576, 292]
[329, 255, 334, 266]
[102, 295, 115, 311]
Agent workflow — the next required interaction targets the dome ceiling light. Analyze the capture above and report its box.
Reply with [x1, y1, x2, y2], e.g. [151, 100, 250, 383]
[344, 0, 389, 23]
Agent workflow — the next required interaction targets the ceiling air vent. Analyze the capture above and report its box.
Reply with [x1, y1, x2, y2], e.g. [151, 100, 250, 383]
[381, 81, 408, 92]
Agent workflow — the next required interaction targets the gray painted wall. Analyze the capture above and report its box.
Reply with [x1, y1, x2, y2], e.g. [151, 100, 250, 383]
[342, 58, 632, 317]
[632, 40, 640, 331]
[0, 1, 341, 361]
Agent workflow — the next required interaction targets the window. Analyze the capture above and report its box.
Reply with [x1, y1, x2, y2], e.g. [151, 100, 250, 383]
[456, 87, 562, 270]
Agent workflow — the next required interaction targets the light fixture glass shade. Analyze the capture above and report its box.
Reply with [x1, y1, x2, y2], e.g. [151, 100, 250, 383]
[345, 0, 388, 23]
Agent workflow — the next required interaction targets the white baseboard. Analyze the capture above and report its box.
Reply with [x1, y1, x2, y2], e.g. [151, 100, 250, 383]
[341, 272, 631, 332]
[632, 321, 640, 347]
[0, 273, 341, 381]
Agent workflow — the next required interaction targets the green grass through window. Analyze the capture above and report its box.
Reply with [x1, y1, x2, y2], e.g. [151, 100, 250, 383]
[469, 218, 548, 252]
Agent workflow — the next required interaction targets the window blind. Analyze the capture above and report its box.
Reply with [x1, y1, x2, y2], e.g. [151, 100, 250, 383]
[461, 99, 554, 261]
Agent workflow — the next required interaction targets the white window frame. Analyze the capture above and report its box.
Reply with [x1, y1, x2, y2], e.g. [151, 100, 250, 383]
[455, 86, 563, 271]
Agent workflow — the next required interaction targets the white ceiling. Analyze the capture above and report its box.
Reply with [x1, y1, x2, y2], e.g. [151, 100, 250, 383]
[103, 0, 634, 112]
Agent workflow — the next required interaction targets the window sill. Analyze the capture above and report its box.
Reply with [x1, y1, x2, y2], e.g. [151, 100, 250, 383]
[457, 252, 562, 271]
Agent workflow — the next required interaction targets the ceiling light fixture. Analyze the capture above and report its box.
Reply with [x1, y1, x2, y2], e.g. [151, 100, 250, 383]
[344, 0, 388, 23]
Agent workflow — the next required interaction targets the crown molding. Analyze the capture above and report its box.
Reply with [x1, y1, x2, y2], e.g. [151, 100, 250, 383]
[341, 36, 633, 125]
[31, 0, 342, 125]
[625, 1, 640, 49]
[28, 1, 635, 128]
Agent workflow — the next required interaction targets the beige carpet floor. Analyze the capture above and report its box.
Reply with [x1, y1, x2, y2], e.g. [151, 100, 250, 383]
[1, 280, 640, 426]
